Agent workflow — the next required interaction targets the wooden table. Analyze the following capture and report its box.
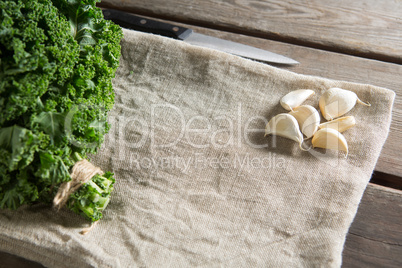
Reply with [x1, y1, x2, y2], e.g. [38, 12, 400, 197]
[1, 0, 401, 267]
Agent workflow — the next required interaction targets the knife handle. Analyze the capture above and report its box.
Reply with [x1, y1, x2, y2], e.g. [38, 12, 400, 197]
[102, 9, 193, 40]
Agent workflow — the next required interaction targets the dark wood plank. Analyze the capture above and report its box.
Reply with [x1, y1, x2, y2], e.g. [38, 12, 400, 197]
[343, 184, 402, 267]
[370, 171, 402, 190]
[99, 0, 402, 64]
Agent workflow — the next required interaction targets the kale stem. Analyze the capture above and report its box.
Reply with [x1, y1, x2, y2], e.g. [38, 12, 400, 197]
[72, 152, 83, 162]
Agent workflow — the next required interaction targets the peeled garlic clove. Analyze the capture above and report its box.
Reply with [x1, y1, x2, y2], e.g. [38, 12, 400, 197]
[280, 89, 315, 111]
[289, 105, 320, 139]
[319, 87, 370, 121]
[265, 113, 305, 150]
[312, 128, 348, 155]
[319, 116, 356, 133]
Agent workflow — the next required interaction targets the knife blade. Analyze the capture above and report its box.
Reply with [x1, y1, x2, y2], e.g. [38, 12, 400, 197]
[102, 9, 299, 65]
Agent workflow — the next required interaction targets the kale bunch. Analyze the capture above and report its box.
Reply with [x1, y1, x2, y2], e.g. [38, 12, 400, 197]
[0, 0, 122, 222]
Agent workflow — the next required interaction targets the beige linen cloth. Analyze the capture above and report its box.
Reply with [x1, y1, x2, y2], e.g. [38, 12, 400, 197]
[0, 29, 395, 267]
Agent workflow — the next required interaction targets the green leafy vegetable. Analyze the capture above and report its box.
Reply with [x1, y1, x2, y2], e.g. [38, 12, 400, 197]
[0, 0, 122, 222]
[68, 171, 115, 222]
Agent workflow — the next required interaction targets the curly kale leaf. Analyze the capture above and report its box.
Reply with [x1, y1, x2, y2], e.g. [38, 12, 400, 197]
[0, 0, 122, 222]
[0, 175, 39, 210]
[33, 111, 65, 142]
[35, 151, 71, 185]
[0, 0, 79, 125]
[0, 126, 42, 171]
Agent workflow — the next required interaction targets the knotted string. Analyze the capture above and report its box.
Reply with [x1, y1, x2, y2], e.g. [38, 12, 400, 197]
[53, 159, 104, 235]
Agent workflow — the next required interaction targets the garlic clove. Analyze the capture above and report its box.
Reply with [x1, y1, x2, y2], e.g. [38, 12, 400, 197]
[289, 105, 320, 139]
[312, 128, 348, 155]
[265, 113, 305, 150]
[280, 89, 315, 111]
[319, 116, 356, 133]
[319, 87, 370, 121]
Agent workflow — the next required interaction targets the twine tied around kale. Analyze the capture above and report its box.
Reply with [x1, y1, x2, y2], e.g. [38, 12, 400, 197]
[53, 159, 104, 235]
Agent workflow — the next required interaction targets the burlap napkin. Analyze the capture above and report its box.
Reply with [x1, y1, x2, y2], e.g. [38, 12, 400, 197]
[0, 29, 395, 267]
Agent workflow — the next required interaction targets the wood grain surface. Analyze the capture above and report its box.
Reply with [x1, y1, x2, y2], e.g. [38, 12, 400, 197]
[99, 0, 402, 64]
[343, 184, 402, 267]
